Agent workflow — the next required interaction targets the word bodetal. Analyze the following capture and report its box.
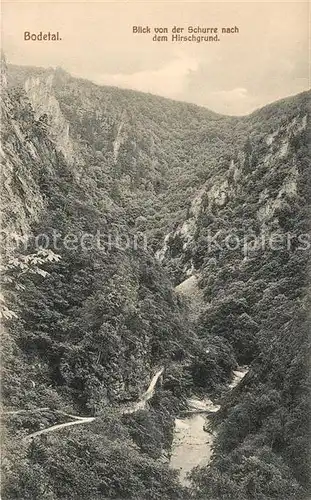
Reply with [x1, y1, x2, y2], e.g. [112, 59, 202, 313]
[24, 31, 62, 41]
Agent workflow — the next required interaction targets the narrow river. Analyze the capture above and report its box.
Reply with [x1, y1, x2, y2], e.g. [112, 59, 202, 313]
[170, 368, 248, 485]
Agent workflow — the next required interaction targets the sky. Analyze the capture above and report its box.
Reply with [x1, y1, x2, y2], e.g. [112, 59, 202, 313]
[1, 0, 310, 115]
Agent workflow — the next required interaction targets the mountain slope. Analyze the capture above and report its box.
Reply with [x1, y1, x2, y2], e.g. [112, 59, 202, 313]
[2, 60, 310, 499]
[2, 61, 199, 500]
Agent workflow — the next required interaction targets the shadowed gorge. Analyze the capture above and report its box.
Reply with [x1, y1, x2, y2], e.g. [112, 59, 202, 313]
[1, 58, 310, 500]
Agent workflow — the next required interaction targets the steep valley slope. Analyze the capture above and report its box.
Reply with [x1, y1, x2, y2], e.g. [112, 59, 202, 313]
[1, 58, 310, 500]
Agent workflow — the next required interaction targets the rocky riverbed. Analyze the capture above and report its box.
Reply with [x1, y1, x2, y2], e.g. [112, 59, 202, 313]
[170, 368, 248, 485]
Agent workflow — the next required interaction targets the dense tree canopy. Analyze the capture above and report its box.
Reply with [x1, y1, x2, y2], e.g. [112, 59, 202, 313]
[2, 61, 310, 499]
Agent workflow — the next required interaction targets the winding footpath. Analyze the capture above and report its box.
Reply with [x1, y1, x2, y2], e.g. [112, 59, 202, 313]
[1, 368, 165, 441]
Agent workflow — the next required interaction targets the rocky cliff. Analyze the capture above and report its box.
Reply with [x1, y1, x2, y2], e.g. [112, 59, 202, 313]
[2, 59, 310, 499]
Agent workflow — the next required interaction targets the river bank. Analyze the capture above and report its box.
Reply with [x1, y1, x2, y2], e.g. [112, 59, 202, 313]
[170, 367, 248, 485]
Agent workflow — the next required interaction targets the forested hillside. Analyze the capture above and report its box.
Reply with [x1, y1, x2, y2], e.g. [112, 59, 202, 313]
[1, 58, 310, 499]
